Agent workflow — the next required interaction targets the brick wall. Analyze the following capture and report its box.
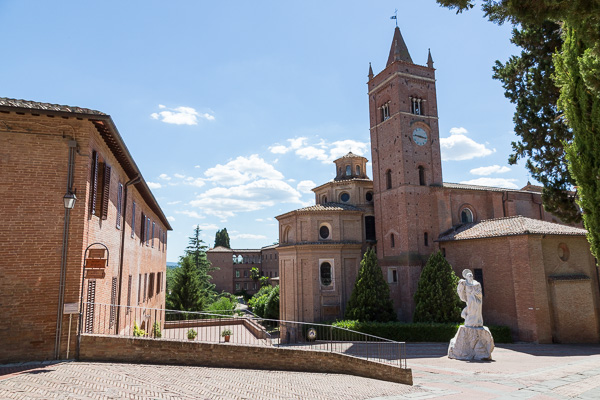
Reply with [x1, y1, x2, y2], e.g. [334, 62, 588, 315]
[79, 334, 412, 385]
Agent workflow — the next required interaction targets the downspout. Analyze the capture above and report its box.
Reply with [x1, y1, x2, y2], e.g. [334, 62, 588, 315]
[115, 175, 141, 334]
[54, 139, 77, 360]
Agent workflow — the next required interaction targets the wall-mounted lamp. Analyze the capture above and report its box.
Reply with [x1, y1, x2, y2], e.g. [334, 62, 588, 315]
[63, 192, 77, 209]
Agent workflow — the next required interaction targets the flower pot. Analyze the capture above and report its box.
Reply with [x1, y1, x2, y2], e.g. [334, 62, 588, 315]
[224, 335, 230, 342]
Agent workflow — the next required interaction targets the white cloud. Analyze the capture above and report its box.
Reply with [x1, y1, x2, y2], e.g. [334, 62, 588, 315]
[230, 233, 268, 240]
[167, 200, 181, 205]
[296, 180, 316, 194]
[255, 218, 273, 222]
[440, 127, 495, 161]
[204, 154, 284, 186]
[150, 105, 215, 125]
[270, 137, 369, 164]
[176, 210, 206, 219]
[185, 178, 206, 188]
[147, 182, 162, 189]
[174, 173, 186, 179]
[167, 216, 175, 222]
[470, 165, 511, 176]
[189, 179, 303, 219]
[193, 223, 219, 230]
[158, 173, 171, 181]
[460, 178, 519, 189]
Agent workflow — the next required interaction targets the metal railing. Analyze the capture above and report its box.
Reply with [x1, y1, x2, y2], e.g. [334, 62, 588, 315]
[81, 302, 407, 368]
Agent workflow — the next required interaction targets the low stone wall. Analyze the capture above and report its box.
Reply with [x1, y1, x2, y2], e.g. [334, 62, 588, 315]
[79, 334, 412, 385]
[164, 318, 268, 339]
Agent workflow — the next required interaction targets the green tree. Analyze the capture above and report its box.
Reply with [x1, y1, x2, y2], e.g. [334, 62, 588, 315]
[214, 228, 231, 248]
[250, 266, 260, 281]
[413, 251, 462, 323]
[187, 225, 217, 300]
[259, 276, 270, 288]
[493, 21, 580, 223]
[345, 248, 396, 322]
[166, 254, 205, 311]
[248, 285, 279, 319]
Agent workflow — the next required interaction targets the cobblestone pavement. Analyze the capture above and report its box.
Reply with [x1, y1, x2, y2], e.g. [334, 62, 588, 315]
[1, 343, 599, 399]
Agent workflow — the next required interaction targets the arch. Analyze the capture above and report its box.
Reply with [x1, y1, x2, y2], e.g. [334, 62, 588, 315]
[322, 195, 328, 204]
[345, 165, 351, 176]
[356, 165, 361, 176]
[460, 208, 474, 223]
[320, 261, 333, 287]
[386, 169, 392, 190]
[282, 226, 292, 243]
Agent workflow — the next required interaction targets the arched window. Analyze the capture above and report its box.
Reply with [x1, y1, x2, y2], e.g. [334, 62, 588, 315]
[346, 165, 351, 176]
[356, 165, 361, 175]
[391, 233, 395, 248]
[386, 170, 392, 190]
[461, 208, 474, 223]
[365, 216, 375, 241]
[418, 166, 425, 186]
[424, 232, 429, 246]
[320, 262, 332, 287]
[322, 195, 327, 204]
[283, 226, 291, 243]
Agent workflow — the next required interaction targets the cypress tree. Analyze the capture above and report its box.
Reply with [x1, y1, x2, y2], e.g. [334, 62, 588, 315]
[214, 228, 231, 248]
[345, 248, 396, 322]
[413, 251, 462, 323]
[166, 254, 205, 311]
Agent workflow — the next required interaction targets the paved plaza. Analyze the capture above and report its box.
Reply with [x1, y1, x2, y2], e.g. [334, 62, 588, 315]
[1, 343, 599, 399]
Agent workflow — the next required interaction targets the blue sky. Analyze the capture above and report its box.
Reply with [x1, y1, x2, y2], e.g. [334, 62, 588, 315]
[1, 1, 528, 262]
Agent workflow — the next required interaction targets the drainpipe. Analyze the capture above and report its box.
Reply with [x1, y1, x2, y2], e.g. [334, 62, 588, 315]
[115, 175, 141, 334]
[54, 139, 77, 360]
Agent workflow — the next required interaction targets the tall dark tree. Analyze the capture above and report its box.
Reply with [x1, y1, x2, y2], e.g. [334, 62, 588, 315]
[186, 226, 216, 299]
[345, 248, 396, 322]
[166, 254, 205, 311]
[493, 22, 580, 223]
[413, 252, 462, 323]
[214, 228, 231, 248]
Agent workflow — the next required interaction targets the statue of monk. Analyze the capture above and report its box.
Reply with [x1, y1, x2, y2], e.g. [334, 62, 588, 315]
[457, 269, 483, 327]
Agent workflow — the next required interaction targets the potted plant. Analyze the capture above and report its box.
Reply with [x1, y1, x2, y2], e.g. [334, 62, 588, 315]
[133, 322, 146, 337]
[187, 328, 197, 340]
[221, 329, 232, 342]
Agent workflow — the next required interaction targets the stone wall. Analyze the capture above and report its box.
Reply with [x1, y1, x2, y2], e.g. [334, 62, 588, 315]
[79, 334, 412, 385]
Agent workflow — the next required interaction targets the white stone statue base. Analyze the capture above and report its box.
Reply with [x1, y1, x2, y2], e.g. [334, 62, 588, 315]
[448, 325, 494, 361]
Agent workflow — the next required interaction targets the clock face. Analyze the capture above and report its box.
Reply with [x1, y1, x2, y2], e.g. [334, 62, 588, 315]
[412, 127, 428, 146]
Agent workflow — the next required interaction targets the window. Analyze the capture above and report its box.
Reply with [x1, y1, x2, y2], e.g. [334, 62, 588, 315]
[126, 275, 132, 314]
[137, 274, 142, 305]
[410, 97, 422, 115]
[163, 231, 167, 251]
[131, 202, 136, 238]
[140, 212, 145, 243]
[319, 224, 330, 240]
[388, 268, 398, 283]
[116, 183, 123, 229]
[320, 261, 332, 287]
[418, 166, 425, 186]
[152, 222, 155, 248]
[365, 216, 376, 241]
[143, 273, 148, 302]
[386, 169, 392, 190]
[157, 272, 162, 294]
[148, 273, 155, 298]
[424, 232, 429, 246]
[236, 270, 240, 278]
[461, 208, 474, 223]
[235, 283, 241, 291]
[381, 103, 390, 121]
[159, 228, 162, 251]
[322, 195, 327, 204]
[89, 151, 111, 219]
[253, 283, 257, 290]
[146, 217, 150, 246]
[474, 268, 484, 296]
[346, 165, 351, 176]
[391, 233, 395, 248]
[244, 270, 248, 278]
[244, 283, 248, 290]
[356, 165, 361, 176]
[89, 150, 99, 215]
[340, 192, 350, 202]
[366, 191, 373, 202]
[441, 248, 446, 257]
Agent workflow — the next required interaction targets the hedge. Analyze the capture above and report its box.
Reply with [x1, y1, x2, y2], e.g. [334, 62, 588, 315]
[330, 320, 513, 343]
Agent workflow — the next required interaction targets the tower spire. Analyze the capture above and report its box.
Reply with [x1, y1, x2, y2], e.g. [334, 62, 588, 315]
[368, 62, 373, 80]
[427, 48, 434, 68]
[386, 26, 412, 66]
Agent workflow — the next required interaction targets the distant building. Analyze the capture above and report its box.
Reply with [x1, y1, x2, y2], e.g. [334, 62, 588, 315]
[275, 28, 600, 343]
[0, 98, 172, 362]
[207, 245, 279, 296]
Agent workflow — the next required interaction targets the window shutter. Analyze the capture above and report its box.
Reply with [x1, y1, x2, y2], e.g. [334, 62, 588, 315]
[89, 151, 98, 215]
[140, 213, 145, 243]
[116, 183, 123, 228]
[101, 164, 111, 220]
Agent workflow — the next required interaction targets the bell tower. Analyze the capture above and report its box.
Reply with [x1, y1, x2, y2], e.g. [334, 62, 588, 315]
[368, 26, 442, 320]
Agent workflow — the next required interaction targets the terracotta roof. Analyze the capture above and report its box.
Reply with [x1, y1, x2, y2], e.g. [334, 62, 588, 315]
[0, 97, 171, 230]
[443, 182, 537, 193]
[260, 244, 279, 250]
[387, 26, 413, 65]
[0, 97, 106, 116]
[437, 216, 586, 242]
[207, 246, 233, 252]
[295, 202, 363, 213]
[337, 152, 367, 160]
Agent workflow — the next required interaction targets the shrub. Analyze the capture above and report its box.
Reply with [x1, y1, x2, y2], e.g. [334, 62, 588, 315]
[187, 329, 197, 339]
[331, 320, 513, 343]
[152, 322, 162, 338]
[249, 285, 279, 319]
[133, 322, 146, 337]
[206, 294, 237, 316]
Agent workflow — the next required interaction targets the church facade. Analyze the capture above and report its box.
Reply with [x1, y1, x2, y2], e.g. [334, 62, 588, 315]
[276, 27, 600, 343]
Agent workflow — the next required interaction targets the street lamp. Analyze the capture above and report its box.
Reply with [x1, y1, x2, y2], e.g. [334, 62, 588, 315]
[63, 192, 77, 209]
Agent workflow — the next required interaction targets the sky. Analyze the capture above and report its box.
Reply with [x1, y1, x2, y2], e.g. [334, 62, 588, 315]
[1, 1, 529, 262]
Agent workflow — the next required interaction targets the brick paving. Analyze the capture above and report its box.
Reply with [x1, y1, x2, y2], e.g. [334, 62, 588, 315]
[0, 343, 599, 399]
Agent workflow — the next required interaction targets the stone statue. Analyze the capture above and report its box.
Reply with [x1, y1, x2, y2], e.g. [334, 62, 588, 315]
[457, 269, 483, 327]
[448, 269, 494, 361]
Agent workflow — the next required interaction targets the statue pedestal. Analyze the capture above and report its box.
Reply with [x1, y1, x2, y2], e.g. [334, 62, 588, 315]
[448, 325, 494, 361]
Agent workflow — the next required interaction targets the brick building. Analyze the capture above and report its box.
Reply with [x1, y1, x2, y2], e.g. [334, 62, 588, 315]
[207, 245, 279, 296]
[0, 98, 171, 362]
[275, 28, 600, 343]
